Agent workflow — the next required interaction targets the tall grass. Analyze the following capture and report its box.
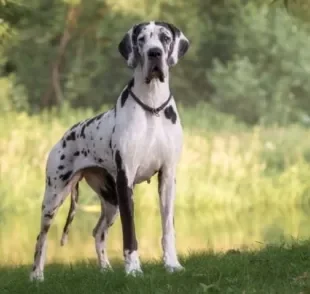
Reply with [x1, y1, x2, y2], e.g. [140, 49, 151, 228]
[1, 104, 310, 211]
[1, 104, 310, 266]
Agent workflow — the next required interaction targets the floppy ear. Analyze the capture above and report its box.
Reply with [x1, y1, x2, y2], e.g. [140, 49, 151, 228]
[166, 23, 190, 67]
[118, 26, 138, 68]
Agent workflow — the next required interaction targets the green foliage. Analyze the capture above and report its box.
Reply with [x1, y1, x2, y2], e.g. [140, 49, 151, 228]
[1, 1, 310, 123]
[208, 4, 310, 125]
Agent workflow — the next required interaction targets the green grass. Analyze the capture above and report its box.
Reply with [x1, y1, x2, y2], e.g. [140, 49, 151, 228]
[2, 242, 310, 294]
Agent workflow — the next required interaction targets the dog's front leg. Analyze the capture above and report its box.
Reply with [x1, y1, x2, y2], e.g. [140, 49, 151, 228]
[115, 151, 142, 276]
[158, 167, 184, 272]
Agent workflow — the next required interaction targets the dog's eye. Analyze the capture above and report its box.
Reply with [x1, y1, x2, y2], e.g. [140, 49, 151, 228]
[138, 36, 145, 43]
[163, 35, 171, 42]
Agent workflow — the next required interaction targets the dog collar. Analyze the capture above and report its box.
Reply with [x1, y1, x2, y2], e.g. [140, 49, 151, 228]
[128, 88, 172, 117]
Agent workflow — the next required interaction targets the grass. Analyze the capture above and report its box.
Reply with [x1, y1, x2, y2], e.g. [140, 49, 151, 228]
[1, 105, 310, 213]
[2, 242, 310, 293]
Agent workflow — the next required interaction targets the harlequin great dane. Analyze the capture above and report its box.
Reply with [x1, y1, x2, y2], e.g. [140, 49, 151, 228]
[29, 21, 190, 281]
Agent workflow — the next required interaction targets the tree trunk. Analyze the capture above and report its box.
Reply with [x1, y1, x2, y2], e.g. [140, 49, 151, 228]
[41, 4, 81, 108]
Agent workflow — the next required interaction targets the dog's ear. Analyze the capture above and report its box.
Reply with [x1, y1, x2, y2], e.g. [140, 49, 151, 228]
[166, 23, 190, 67]
[118, 26, 138, 68]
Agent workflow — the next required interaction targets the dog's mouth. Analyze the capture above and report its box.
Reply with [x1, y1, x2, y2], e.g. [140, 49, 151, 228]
[145, 65, 164, 84]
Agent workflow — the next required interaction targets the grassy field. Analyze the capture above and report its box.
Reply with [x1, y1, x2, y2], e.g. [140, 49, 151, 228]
[1, 104, 310, 293]
[2, 242, 310, 294]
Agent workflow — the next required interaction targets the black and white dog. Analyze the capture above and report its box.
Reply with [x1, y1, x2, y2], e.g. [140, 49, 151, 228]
[30, 21, 190, 281]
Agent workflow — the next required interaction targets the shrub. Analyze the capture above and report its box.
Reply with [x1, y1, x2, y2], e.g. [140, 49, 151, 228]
[208, 4, 310, 126]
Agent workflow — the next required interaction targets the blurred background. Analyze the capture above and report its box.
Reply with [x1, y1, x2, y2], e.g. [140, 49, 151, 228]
[1, 0, 310, 266]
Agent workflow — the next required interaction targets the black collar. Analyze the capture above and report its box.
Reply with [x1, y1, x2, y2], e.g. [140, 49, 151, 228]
[128, 87, 172, 117]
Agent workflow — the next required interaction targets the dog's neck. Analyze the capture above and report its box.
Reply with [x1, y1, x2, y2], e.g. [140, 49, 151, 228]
[131, 67, 170, 108]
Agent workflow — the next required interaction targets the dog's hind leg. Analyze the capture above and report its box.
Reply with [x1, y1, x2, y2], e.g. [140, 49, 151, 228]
[29, 174, 81, 282]
[60, 183, 80, 246]
[84, 168, 119, 271]
[93, 198, 118, 271]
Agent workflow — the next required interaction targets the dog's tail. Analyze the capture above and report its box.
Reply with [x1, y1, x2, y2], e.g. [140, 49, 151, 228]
[60, 182, 80, 246]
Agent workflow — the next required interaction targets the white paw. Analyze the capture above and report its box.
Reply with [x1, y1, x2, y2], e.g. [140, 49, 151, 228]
[124, 250, 143, 277]
[29, 270, 44, 282]
[165, 262, 185, 273]
[100, 263, 113, 273]
[126, 267, 143, 277]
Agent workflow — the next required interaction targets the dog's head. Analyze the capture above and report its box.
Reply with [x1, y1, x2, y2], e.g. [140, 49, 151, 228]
[118, 21, 190, 84]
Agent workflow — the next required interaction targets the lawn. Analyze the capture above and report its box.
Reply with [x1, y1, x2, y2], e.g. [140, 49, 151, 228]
[1, 242, 310, 293]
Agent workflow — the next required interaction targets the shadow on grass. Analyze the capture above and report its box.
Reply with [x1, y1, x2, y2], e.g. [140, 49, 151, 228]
[1, 241, 310, 294]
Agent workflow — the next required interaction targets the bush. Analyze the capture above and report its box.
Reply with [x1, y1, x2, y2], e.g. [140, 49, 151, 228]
[208, 4, 310, 126]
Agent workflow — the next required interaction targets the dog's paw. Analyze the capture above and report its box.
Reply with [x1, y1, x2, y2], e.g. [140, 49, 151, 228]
[29, 270, 44, 282]
[100, 263, 113, 273]
[124, 250, 143, 277]
[126, 267, 143, 277]
[165, 263, 185, 273]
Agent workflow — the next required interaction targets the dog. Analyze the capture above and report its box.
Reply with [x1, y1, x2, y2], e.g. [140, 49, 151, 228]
[29, 21, 190, 281]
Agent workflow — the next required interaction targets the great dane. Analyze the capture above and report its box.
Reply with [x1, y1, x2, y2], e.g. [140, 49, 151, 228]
[30, 21, 190, 281]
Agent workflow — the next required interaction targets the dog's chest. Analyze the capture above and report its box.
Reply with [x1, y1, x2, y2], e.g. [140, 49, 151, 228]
[112, 100, 182, 184]
[133, 112, 182, 184]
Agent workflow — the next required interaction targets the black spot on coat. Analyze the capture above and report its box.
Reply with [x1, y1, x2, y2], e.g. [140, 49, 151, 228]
[155, 22, 180, 40]
[59, 171, 73, 182]
[121, 79, 135, 107]
[115, 150, 137, 252]
[158, 170, 163, 194]
[132, 23, 149, 46]
[66, 131, 76, 141]
[60, 154, 65, 160]
[121, 87, 129, 107]
[80, 112, 106, 139]
[164, 105, 177, 124]
[128, 78, 134, 88]
[118, 33, 132, 61]
[80, 124, 86, 139]
[178, 39, 189, 59]
[43, 224, 50, 233]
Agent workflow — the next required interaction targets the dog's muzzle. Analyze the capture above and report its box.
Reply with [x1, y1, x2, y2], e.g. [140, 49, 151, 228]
[145, 47, 165, 84]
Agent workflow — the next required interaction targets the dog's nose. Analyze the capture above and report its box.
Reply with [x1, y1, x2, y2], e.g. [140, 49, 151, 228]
[148, 48, 162, 59]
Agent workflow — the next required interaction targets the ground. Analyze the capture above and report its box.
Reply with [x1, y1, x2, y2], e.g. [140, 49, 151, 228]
[1, 242, 310, 294]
